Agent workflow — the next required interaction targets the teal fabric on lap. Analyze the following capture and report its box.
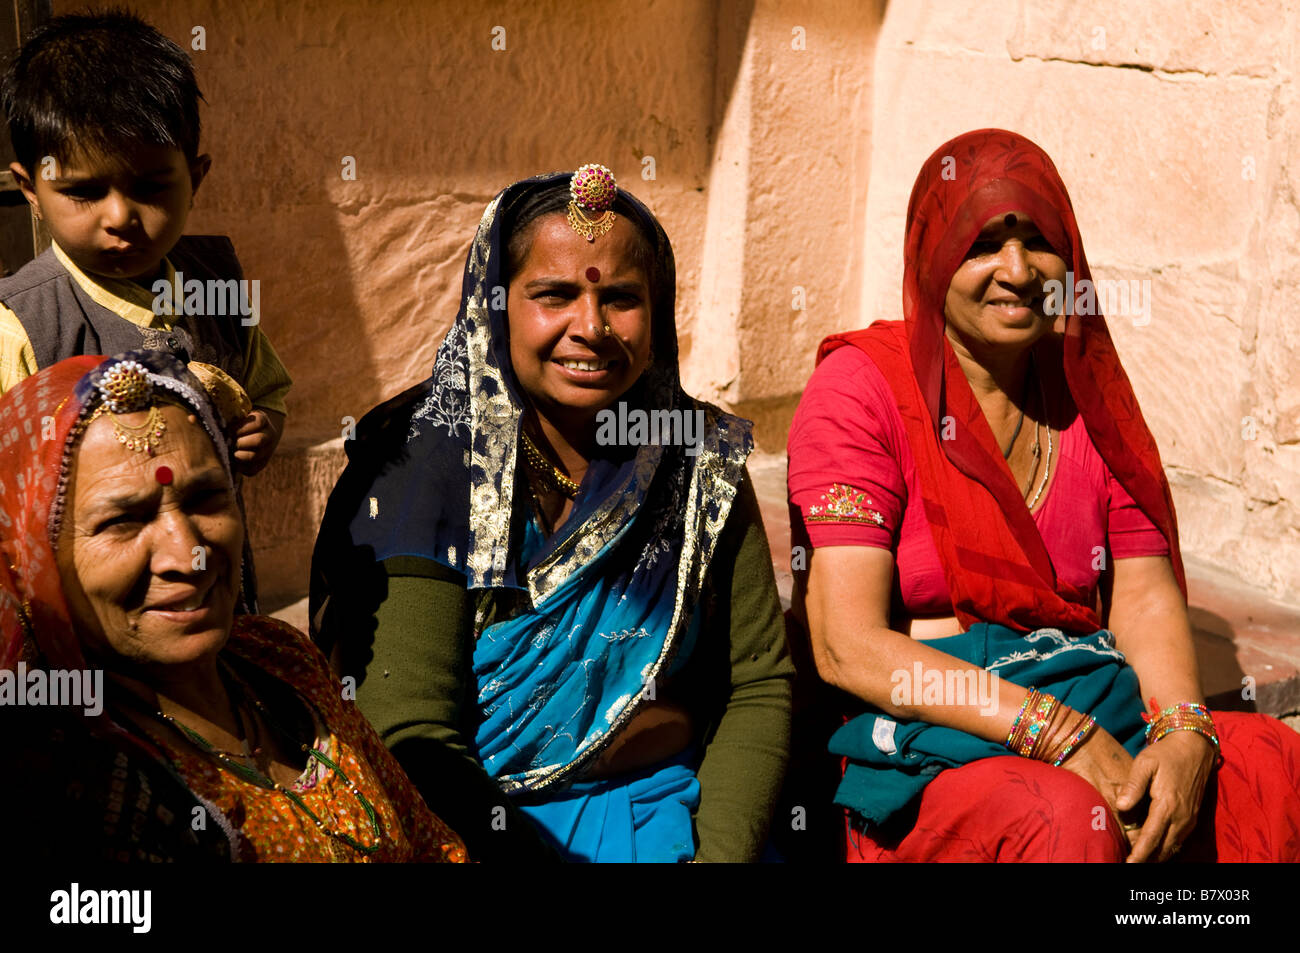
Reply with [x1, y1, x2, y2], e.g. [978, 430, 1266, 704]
[831, 623, 1147, 828]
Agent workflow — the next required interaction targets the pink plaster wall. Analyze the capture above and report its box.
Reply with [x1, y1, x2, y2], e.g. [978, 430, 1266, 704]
[67, 0, 720, 448]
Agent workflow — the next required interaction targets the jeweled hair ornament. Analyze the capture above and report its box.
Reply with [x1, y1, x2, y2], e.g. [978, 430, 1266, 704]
[48, 351, 236, 555]
[567, 163, 617, 242]
[89, 359, 167, 456]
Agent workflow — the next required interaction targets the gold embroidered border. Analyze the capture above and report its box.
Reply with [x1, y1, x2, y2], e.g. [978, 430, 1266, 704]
[805, 482, 885, 526]
[496, 402, 753, 794]
[464, 194, 520, 589]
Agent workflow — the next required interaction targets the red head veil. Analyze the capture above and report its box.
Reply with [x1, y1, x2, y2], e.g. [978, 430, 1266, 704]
[1, 352, 236, 672]
[820, 128, 1185, 632]
[0, 357, 104, 672]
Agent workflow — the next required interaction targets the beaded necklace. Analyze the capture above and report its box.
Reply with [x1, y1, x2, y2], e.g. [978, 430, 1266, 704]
[120, 663, 383, 856]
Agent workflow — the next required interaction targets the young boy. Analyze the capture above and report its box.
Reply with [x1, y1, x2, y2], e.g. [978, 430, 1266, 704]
[0, 11, 291, 605]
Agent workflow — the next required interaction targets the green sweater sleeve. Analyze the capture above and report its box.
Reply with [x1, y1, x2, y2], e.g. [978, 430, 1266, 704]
[685, 471, 795, 862]
[347, 556, 560, 862]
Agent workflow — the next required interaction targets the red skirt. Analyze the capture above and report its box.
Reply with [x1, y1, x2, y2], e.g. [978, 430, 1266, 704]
[845, 711, 1300, 862]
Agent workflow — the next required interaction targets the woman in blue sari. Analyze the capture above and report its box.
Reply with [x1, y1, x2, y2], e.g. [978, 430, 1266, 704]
[310, 166, 793, 862]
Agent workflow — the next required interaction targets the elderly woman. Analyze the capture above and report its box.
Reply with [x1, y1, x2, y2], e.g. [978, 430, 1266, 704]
[787, 129, 1300, 862]
[311, 165, 793, 863]
[0, 350, 466, 862]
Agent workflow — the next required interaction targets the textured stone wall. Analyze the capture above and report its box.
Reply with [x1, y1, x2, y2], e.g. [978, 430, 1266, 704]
[681, 0, 878, 451]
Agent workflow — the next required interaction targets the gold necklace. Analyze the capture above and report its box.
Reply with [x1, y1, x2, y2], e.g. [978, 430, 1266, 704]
[153, 666, 383, 856]
[1025, 369, 1053, 509]
[520, 429, 580, 498]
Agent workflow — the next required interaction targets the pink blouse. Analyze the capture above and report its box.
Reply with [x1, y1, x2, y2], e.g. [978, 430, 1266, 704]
[788, 345, 1169, 617]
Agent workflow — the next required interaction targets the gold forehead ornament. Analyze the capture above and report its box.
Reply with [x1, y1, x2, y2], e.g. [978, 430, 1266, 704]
[567, 163, 617, 242]
[88, 359, 166, 456]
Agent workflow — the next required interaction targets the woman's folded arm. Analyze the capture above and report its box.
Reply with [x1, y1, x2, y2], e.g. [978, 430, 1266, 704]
[803, 544, 1029, 742]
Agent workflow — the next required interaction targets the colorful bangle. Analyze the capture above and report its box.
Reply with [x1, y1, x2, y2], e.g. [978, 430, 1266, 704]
[1024, 694, 1059, 759]
[1037, 703, 1072, 763]
[1144, 701, 1216, 743]
[1050, 714, 1096, 766]
[1006, 688, 1060, 759]
[1006, 691, 1035, 751]
[1007, 692, 1037, 755]
[1038, 706, 1077, 764]
[1143, 700, 1212, 724]
[1143, 700, 1221, 763]
[1039, 706, 1086, 765]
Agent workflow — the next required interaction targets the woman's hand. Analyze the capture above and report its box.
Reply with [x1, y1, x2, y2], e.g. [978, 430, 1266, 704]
[1056, 726, 1139, 847]
[1117, 731, 1216, 863]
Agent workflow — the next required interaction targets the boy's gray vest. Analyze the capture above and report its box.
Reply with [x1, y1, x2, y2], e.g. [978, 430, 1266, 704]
[0, 235, 249, 378]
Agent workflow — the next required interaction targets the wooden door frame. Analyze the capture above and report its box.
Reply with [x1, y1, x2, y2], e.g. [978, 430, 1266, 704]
[0, 0, 53, 275]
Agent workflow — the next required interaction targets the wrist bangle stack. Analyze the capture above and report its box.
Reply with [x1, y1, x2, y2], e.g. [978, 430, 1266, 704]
[1005, 688, 1060, 759]
[1045, 710, 1097, 766]
[1007, 689, 1098, 765]
[1144, 700, 1220, 764]
[1007, 692, 1034, 746]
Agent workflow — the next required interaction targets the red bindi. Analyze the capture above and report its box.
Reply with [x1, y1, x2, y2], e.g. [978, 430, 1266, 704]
[1004, 213, 1018, 228]
[585, 266, 601, 283]
[155, 465, 173, 485]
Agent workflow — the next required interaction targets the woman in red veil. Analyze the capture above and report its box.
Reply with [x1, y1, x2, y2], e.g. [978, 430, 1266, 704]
[787, 128, 1300, 862]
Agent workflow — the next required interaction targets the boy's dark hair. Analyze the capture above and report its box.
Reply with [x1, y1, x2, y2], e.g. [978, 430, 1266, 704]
[2, 8, 204, 172]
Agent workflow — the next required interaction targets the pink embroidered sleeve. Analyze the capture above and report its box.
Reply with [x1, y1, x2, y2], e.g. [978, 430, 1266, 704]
[787, 346, 906, 550]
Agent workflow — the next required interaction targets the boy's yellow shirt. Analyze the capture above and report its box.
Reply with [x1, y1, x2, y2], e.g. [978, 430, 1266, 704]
[0, 241, 291, 415]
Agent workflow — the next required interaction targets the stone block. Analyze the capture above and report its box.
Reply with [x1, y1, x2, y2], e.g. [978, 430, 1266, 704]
[243, 439, 347, 608]
[1007, 0, 1292, 78]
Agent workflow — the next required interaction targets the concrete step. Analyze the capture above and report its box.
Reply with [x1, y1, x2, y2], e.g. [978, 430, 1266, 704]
[1185, 558, 1300, 717]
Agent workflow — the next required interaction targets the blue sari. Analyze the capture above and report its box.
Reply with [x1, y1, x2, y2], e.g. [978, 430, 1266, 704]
[472, 510, 707, 861]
